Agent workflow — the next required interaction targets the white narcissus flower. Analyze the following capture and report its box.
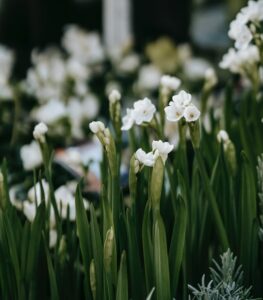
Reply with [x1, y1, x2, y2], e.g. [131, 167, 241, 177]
[217, 130, 230, 143]
[27, 180, 49, 205]
[183, 105, 201, 122]
[152, 140, 174, 163]
[183, 58, 211, 80]
[164, 102, 185, 122]
[20, 141, 43, 170]
[160, 75, 181, 93]
[137, 64, 161, 91]
[220, 46, 260, 74]
[109, 89, 121, 103]
[89, 121, 105, 134]
[55, 186, 76, 221]
[32, 99, 67, 124]
[49, 229, 58, 248]
[131, 98, 156, 125]
[121, 108, 134, 131]
[204, 68, 218, 90]
[33, 122, 48, 142]
[172, 90, 192, 107]
[135, 149, 157, 167]
[23, 201, 37, 222]
[55, 185, 89, 221]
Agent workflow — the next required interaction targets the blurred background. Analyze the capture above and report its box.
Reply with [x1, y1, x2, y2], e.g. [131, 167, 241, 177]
[0, 0, 246, 77]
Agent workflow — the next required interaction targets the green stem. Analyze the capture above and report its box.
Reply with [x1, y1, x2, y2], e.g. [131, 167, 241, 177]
[195, 148, 229, 250]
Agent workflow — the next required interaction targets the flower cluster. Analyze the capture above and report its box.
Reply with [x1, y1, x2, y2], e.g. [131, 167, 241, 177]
[164, 90, 200, 123]
[135, 140, 174, 171]
[10, 180, 89, 248]
[220, 0, 263, 77]
[23, 26, 103, 140]
[121, 97, 156, 130]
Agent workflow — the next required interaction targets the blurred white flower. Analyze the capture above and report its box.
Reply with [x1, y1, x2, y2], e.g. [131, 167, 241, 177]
[183, 58, 211, 80]
[49, 229, 58, 248]
[55, 185, 89, 221]
[135, 149, 157, 167]
[82, 94, 99, 119]
[27, 180, 49, 205]
[160, 75, 181, 94]
[89, 121, 106, 133]
[55, 186, 76, 221]
[20, 141, 42, 170]
[109, 89, 121, 103]
[0, 45, 15, 84]
[66, 57, 90, 80]
[183, 105, 201, 122]
[204, 68, 218, 90]
[23, 201, 37, 222]
[137, 64, 161, 91]
[32, 99, 67, 124]
[220, 45, 260, 74]
[62, 25, 104, 65]
[152, 140, 174, 163]
[131, 98, 156, 125]
[228, 11, 253, 49]
[33, 122, 48, 142]
[241, 0, 263, 22]
[116, 53, 140, 74]
[217, 130, 230, 143]
[121, 108, 134, 131]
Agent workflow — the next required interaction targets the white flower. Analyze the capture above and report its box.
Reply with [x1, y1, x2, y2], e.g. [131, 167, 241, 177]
[160, 75, 181, 93]
[62, 25, 104, 65]
[220, 46, 260, 74]
[66, 57, 90, 80]
[172, 90, 192, 107]
[183, 105, 201, 122]
[32, 99, 67, 124]
[49, 229, 58, 248]
[27, 180, 49, 205]
[109, 89, 121, 103]
[217, 130, 230, 143]
[204, 68, 218, 90]
[241, 0, 263, 22]
[137, 64, 161, 91]
[121, 108, 134, 131]
[89, 121, 105, 133]
[183, 58, 211, 80]
[131, 98, 156, 125]
[135, 149, 156, 167]
[55, 185, 89, 221]
[116, 53, 140, 74]
[0, 45, 15, 83]
[23, 201, 36, 222]
[164, 102, 185, 122]
[55, 186, 76, 221]
[20, 141, 42, 170]
[152, 140, 174, 163]
[33, 122, 48, 142]
[228, 12, 252, 49]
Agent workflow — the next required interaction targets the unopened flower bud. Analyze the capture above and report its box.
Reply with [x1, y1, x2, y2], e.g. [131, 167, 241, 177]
[33, 122, 48, 143]
[89, 121, 105, 134]
[109, 89, 121, 103]
[104, 227, 115, 273]
[90, 260, 96, 300]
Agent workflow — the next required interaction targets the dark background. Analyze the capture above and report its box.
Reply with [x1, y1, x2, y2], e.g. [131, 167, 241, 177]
[0, 0, 191, 76]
